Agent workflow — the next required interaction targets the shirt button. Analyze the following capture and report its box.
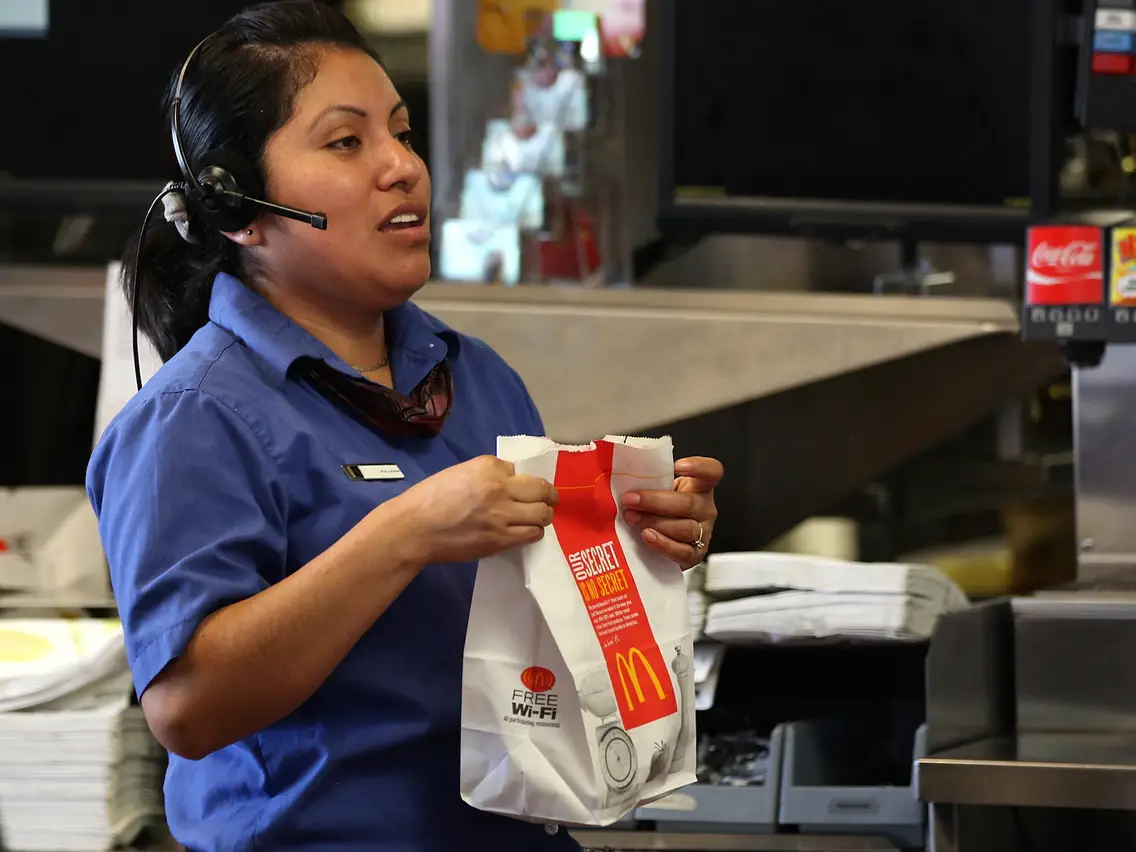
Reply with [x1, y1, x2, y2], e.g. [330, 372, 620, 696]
[544, 824, 559, 835]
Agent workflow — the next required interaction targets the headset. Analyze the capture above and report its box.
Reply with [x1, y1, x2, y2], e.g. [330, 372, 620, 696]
[130, 35, 329, 391]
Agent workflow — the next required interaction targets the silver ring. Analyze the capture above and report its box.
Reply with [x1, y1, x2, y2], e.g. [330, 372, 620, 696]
[691, 521, 706, 551]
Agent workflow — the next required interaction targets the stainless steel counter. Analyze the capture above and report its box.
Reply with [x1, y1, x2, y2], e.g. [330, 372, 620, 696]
[573, 833, 898, 851]
[921, 732, 1136, 852]
[0, 589, 117, 612]
[1, 263, 1065, 549]
[920, 733, 1136, 811]
[7, 834, 900, 852]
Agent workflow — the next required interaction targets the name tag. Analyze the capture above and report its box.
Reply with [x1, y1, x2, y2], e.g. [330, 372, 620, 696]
[342, 463, 405, 482]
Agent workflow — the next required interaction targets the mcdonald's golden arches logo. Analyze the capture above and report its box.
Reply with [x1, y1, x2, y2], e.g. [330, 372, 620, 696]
[615, 647, 668, 712]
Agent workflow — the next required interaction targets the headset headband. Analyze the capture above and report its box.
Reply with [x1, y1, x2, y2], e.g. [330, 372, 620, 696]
[171, 36, 211, 193]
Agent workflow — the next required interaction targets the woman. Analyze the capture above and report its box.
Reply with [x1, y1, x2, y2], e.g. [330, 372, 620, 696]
[87, 3, 723, 851]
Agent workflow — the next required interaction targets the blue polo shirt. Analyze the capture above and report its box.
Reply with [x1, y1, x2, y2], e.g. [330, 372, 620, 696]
[87, 273, 582, 852]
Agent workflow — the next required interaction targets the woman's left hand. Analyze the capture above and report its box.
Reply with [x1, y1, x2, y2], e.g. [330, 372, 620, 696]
[621, 456, 723, 570]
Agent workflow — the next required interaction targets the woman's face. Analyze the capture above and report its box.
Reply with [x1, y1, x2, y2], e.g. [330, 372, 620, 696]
[249, 47, 431, 316]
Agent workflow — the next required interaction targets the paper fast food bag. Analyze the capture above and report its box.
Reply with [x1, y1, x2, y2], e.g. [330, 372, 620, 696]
[461, 436, 697, 826]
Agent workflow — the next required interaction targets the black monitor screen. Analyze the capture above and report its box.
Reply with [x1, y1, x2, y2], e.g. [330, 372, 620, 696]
[0, 1, 251, 181]
[668, 0, 1033, 214]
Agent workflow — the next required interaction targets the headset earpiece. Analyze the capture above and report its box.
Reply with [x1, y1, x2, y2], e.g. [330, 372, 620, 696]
[190, 148, 264, 233]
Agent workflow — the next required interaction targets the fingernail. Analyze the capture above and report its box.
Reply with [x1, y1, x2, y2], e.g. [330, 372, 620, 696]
[623, 492, 641, 507]
[675, 460, 693, 473]
[624, 510, 643, 526]
[643, 529, 659, 543]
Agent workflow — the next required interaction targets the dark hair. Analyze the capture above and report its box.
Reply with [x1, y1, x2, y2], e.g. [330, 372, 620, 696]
[123, 0, 379, 362]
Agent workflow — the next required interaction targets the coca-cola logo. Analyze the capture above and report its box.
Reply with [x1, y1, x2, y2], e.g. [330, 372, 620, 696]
[1031, 241, 1098, 271]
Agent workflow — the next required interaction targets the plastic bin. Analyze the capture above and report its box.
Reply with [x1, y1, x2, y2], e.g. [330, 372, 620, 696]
[633, 724, 786, 834]
[778, 718, 927, 848]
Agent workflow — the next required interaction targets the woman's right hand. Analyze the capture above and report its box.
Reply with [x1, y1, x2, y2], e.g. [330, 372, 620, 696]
[395, 455, 558, 564]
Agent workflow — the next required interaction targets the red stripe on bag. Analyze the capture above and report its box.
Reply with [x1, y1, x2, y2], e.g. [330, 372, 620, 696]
[552, 441, 676, 731]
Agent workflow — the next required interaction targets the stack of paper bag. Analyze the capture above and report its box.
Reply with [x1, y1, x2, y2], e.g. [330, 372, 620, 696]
[0, 620, 166, 851]
[702, 552, 969, 644]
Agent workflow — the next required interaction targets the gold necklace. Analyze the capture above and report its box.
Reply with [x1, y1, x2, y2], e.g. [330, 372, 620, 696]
[351, 353, 390, 373]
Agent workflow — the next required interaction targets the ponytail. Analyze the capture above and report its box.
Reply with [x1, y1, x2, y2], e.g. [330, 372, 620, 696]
[120, 208, 240, 363]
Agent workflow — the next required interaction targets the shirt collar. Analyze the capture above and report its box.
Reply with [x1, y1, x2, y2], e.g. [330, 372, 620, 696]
[207, 272, 459, 388]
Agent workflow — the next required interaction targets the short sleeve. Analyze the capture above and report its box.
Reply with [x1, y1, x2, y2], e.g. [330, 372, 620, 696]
[521, 385, 545, 437]
[508, 365, 545, 437]
[87, 389, 286, 697]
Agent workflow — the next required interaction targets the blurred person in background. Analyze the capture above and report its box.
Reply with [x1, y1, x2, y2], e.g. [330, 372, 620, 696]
[86, 2, 723, 851]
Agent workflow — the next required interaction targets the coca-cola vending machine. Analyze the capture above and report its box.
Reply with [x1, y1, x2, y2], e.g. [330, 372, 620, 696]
[1022, 214, 1136, 357]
